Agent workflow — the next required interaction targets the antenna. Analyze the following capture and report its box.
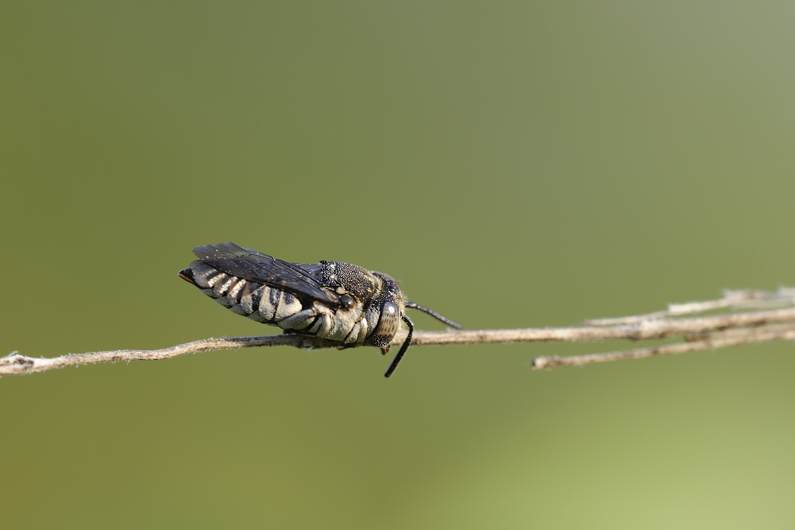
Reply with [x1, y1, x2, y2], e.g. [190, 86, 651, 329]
[405, 302, 462, 329]
[384, 314, 414, 378]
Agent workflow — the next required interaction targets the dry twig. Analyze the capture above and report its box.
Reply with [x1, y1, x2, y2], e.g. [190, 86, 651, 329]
[3, 288, 795, 376]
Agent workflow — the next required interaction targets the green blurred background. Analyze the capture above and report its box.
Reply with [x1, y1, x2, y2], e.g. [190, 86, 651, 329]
[2, 1, 795, 528]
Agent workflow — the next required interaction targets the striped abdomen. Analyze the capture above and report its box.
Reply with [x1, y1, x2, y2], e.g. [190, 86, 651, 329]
[179, 261, 371, 344]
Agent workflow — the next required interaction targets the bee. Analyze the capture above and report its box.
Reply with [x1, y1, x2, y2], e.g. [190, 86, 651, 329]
[178, 242, 461, 377]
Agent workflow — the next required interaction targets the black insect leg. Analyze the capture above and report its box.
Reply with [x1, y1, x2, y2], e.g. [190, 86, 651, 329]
[384, 314, 414, 378]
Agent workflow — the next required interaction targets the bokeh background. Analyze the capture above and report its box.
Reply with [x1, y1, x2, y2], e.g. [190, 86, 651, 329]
[3, 1, 795, 528]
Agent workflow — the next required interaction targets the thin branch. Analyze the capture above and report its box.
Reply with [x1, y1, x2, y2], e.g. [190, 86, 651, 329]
[3, 288, 795, 376]
[531, 323, 795, 370]
[584, 288, 795, 325]
[0, 335, 306, 376]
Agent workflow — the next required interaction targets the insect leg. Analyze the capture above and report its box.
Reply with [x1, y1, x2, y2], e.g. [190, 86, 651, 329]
[277, 308, 318, 331]
[384, 314, 414, 378]
[405, 302, 462, 329]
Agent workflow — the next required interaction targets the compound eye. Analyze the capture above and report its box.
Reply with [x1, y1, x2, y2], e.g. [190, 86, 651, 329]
[341, 295, 354, 310]
[368, 302, 400, 347]
[380, 302, 398, 322]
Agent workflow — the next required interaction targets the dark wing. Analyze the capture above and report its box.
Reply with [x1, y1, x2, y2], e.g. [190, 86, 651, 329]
[192, 242, 340, 307]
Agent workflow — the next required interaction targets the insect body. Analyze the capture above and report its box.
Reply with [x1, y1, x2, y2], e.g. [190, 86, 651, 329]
[178, 242, 461, 377]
